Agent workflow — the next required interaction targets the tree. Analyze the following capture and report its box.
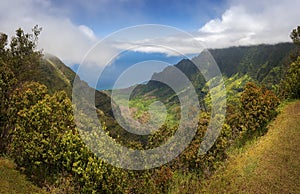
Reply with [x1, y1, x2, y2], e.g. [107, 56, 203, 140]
[290, 26, 300, 46]
[0, 33, 8, 57]
[7, 82, 48, 133]
[0, 64, 16, 152]
[10, 25, 41, 57]
[280, 26, 300, 98]
[0, 26, 43, 153]
[282, 57, 300, 98]
[6, 25, 42, 83]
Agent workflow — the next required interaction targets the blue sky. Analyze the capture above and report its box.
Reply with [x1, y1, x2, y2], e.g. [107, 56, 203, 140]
[0, 0, 299, 89]
[50, 0, 226, 35]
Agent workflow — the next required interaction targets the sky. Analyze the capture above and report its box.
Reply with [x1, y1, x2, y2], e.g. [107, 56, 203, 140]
[1, 0, 300, 89]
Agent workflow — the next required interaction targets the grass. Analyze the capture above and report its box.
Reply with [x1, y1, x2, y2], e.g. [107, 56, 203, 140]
[201, 100, 300, 193]
[127, 96, 180, 128]
[0, 157, 47, 194]
[170, 100, 300, 193]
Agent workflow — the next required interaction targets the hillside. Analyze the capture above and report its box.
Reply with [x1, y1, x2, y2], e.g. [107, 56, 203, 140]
[37, 44, 296, 146]
[1, 101, 298, 193]
[211, 43, 294, 83]
[119, 43, 294, 133]
[39, 44, 294, 129]
[130, 43, 294, 106]
[201, 101, 300, 193]
[169, 101, 300, 193]
[37, 54, 119, 127]
[38, 54, 75, 96]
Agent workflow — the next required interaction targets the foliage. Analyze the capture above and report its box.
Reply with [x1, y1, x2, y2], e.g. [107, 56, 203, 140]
[290, 26, 300, 46]
[238, 82, 279, 136]
[6, 26, 42, 83]
[9, 87, 74, 183]
[4, 80, 127, 193]
[281, 57, 300, 99]
[6, 81, 125, 193]
[174, 112, 233, 177]
[0, 26, 42, 153]
[0, 64, 17, 151]
[280, 26, 300, 99]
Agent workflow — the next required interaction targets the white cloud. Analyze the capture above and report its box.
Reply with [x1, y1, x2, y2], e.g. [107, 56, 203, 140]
[78, 25, 97, 41]
[112, 36, 204, 57]
[200, 6, 263, 34]
[0, 0, 117, 68]
[197, 0, 300, 48]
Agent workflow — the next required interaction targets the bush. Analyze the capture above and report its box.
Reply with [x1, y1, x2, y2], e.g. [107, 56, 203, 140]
[239, 82, 279, 135]
[9, 88, 74, 183]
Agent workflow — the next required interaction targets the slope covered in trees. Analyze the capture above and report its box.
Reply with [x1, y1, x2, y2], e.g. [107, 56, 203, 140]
[131, 42, 295, 101]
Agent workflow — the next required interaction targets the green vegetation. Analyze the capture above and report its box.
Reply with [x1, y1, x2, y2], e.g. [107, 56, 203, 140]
[280, 26, 300, 99]
[282, 56, 300, 98]
[211, 43, 294, 86]
[0, 26, 299, 193]
[290, 26, 300, 46]
[38, 55, 74, 96]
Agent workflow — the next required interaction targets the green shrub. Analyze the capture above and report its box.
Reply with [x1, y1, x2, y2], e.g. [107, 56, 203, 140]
[240, 82, 279, 135]
[9, 88, 74, 184]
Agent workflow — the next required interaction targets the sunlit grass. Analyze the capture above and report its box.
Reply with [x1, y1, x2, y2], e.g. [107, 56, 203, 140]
[0, 157, 47, 194]
[201, 100, 300, 193]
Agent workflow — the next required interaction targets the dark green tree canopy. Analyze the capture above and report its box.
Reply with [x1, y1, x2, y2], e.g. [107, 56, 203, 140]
[0, 25, 42, 83]
[291, 26, 300, 46]
[280, 25, 300, 99]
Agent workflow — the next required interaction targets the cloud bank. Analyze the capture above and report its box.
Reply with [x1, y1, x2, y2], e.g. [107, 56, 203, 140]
[120, 0, 300, 53]
[1, 0, 299, 61]
[198, 0, 300, 48]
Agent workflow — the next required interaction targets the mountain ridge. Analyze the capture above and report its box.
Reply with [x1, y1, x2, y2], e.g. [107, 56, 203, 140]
[129, 42, 295, 102]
